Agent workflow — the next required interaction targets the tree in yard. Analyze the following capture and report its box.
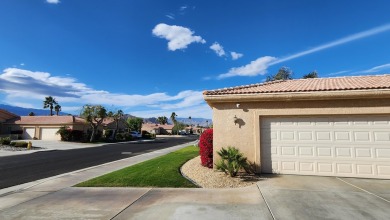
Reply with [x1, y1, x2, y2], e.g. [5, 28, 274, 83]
[188, 116, 193, 134]
[172, 122, 186, 135]
[126, 117, 143, 132]
[107, 110, 124, 141]
[54, 104, 62, 116]
[302, 70, 319, 79]
[266, 66, 293, 82]
[170, 112, 178, 134]
[43, 96, 58, 116]
[80, 105, 107, 142]
[157, 116, 168, 125]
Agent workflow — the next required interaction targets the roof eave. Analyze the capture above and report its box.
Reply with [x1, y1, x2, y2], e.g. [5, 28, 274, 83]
[203, 89, 390, 104]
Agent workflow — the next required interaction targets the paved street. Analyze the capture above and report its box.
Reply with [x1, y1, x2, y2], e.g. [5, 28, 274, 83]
[0, 136, 197, 189]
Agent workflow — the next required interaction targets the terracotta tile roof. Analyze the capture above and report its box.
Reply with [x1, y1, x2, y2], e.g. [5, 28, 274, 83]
[142, 123, 174, 130]
[0, 109, 18, 121]
[5, 116, 86, 125]
[204, 75, 390, 95]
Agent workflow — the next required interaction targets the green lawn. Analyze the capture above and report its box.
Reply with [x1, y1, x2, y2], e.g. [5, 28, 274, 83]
[76, 145, 199, 188]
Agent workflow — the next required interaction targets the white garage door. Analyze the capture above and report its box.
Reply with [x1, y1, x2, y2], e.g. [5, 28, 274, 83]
[261, 116, 390, 179]
[23, 127, 35, 139]
[40, 128, 61, 140]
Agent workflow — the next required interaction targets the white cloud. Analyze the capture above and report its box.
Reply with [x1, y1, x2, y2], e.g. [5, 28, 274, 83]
[152, 23, 206, 51]
[46, 0, 60, 4]
[359, 63, 390, 73]
[180, 6, 188, 11]
[218, 56, 277, 79]
[271, 23, 390, 66]
[218, 23, 390, 79]
[165, 14, 175, 20]
[230, 52, 243, 60]
[0, 68, 210, 118]
[210, 42, 226, 57]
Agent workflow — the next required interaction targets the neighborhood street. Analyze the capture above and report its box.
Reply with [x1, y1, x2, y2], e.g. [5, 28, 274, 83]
[0, 136, 197, 189]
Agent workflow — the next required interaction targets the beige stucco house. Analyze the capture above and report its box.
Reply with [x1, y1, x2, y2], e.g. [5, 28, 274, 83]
[2, 116, 88, 140]
[203, 75, 390, 179]
[0, 109, 19, 137]
[142, 123, 174, 135]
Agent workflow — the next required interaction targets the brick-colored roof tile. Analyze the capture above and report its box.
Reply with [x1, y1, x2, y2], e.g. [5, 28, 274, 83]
[204, 75, 390, 95]
[6, 116, 86, 125]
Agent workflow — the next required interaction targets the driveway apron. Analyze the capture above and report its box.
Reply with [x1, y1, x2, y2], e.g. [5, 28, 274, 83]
[257, 175, 390, 220]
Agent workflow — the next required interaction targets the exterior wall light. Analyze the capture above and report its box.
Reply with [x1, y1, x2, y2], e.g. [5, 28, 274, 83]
[236, 103, 240, 108]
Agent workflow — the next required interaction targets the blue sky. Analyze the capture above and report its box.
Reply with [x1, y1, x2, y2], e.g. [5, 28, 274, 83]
[1, 0, 390, 119]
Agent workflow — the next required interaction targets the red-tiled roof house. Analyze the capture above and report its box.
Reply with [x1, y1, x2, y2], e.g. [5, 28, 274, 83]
[203, 75, 390, 179]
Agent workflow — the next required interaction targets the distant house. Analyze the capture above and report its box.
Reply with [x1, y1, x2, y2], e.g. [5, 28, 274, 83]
[2, 116, 88, 140]
[142, 123, 174, 135]
[0, 109, 130, 140]
[0, 109, 19, 137]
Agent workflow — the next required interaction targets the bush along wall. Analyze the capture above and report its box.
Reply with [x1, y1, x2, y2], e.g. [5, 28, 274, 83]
[199, 129, 213, 168]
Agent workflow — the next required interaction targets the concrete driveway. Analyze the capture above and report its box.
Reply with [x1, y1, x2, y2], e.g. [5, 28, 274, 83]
[256, 175, 390, 220]
[1, 175, 389, 219]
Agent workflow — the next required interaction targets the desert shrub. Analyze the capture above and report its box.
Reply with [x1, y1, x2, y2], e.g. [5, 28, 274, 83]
[199, 129, 213, 168]
[0, 137, 11, 145]
[124, 133, 133, 141]
[116, 133, 124, 141]
[56, 127, 85, 142]
[142, 131, 156, 139]
[56, 126, 72, 141]
[215, 146, 254, 177]
[104, 130, 113, 140]
[71, 130, 84, 142]
[12, 141, 28, 148]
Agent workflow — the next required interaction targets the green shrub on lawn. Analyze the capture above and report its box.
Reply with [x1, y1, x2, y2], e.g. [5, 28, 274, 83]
[215, 146, 254, 177]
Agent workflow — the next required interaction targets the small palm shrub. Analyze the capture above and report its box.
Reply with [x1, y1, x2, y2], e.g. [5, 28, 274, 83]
[199, 129, 213, 168]
[215, 146, 254, 177]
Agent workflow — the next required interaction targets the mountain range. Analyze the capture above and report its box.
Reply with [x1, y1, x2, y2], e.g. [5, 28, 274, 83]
[0, 104, 69, 116]
[0, 104, 212, 126]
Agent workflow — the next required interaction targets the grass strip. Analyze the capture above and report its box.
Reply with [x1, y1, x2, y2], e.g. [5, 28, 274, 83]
[76, 145, 199, 188]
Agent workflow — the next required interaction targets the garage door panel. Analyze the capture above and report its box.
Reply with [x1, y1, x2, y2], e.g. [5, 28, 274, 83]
[261, 116, 390, 179]
[23, 128, 35, 139]
[40, 128, 61, 140]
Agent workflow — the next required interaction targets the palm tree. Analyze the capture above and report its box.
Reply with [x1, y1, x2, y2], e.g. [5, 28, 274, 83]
[170, 112, 177, 124]
[54, 104, 61, 116]
[170, 112, 178, 134]
[157, 116, 168, 125]
[188, 116, 192, 134]
[43, 96, 58, 116]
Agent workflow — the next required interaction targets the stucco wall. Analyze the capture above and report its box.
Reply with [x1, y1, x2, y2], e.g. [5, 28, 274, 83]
[210, 98, 390, 173]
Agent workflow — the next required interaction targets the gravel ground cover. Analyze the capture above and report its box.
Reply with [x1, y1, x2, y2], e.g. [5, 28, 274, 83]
[181, 156, 264, 188]
[0, 145, 45, 151]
